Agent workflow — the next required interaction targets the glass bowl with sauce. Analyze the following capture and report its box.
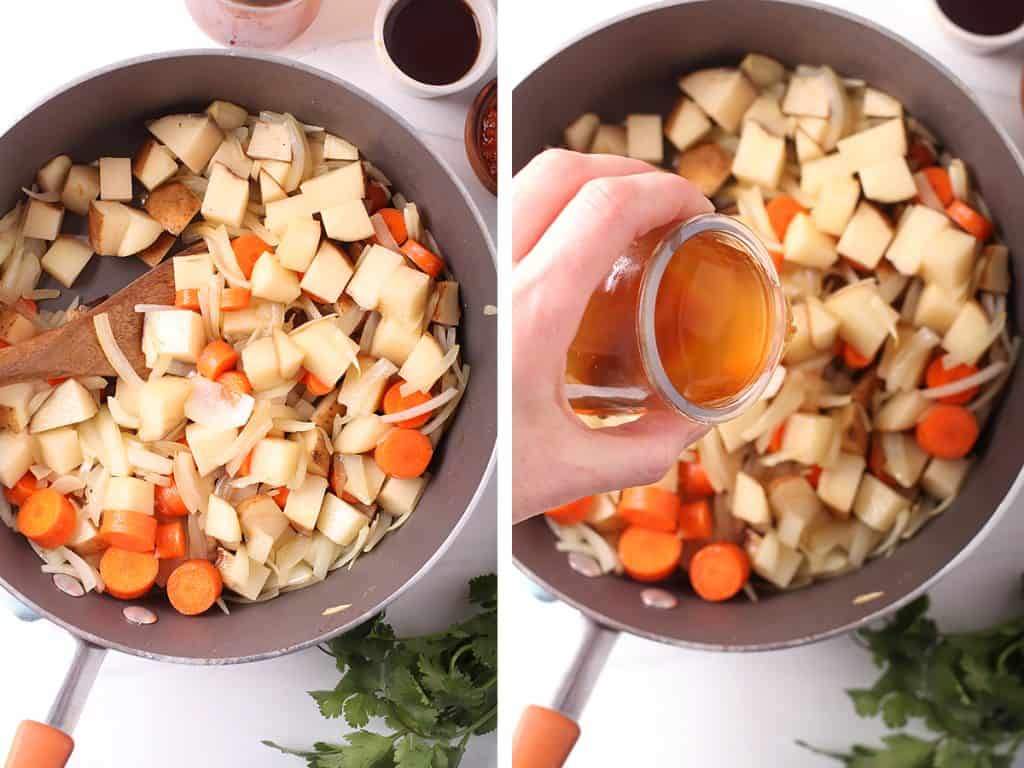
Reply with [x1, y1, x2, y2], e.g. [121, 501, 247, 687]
[465, 78, 497, 194]
[566, 214, 788, 424]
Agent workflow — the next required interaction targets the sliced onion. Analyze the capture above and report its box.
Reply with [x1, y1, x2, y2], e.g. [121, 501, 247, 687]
[736, 186, 783, 251]
[362, 512, 394, 553]
[49, 476, 85, 495]
[21, 187, 60, 203]
[24, 288, 59, 300]
[0, 492, 14, 529]
[57, 546, 103, 593]
[742, 373, 806, 442]
[359, 312, 379, 354]
[107, 396, 140, 429]
[948, 158, 969, 200]
[421, 366, 469, 436]
[382, 387, 458, 424]
[173, 451, 204, 514]
[274, 419, 316, 432]
[126, 441, 174, 475]
[134, 304, 177, 313]
[281, 115, 309, 191]
[338, 358, 397, 409]
[226, 400, 274, 475]
[924, 360, 1007, 400]
[93, 313, 144, 390]
[96, 406, 128, 477]
[185, 376, 255, 430]
[371, 213, 401, 253]
[913, 172, 944, 212]
[202, 225, 250, 289]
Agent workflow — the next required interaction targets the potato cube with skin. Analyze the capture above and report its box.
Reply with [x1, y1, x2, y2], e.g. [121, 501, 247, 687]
[589, 125, 627, 155]
[185, 423, 238, 477]
[290, 318, 359, 387]
[201, 163, 249, 228]
[37, 155, 72, 194]
[117, 208, 164, 257]
[208, 135, 253, 181]
[675, 143, 733, 197]
[0, 431, 33, 487]
[752, 530, 803, 588]
[978, 244, 1010, 295]
[272, 328, 305, 380]
[317, 493, 369, 546]
[921, 457, 970, 499]
[0, 383, 34, 433]
[276, 217, 321, 272]
[104, 477, 154, 516]
[859, 157, 916, 204]
[784, 213, 837, 269]
[87, 200, 127, 256]
[853, 473, 909, 531]
[781, 413, 834, 466]
[678, 68, 758, 133]
[132, 140, 179, 192]
[920, 228, 978, 292]
[347, 244, 404, 310]
[282, 474, 328, 533]
[886, 205, 950, 275]
[35, 427, 83, 475]
[249, 437, 301, 487]
[41, 236, 92, 288]
[378, 266, 431, 326]
[336, 414, 389, 454]
[300, 162, 364, 211]
[30, 379, 98, 434]
[24, 199, 63, 241]
[377, 475, 426, 518]
[432, 281, 461, 326]
[837, 119, 906, 171]
[664, 98, 711, 153]
[321, 199, 375, 242]
[99, 157, 133, 201]
[731, 121, 785, 189]
[61, 165, 100, 216]
[204, 495, 241, 546]
[342, 455, 387, 505]
[246, 122, 291, 161]
[398, 334, 446, 394]
[716, 400, 766, 453]
[149, 309, 205, 363]
[824, 281, 899, 359]
[942, 301, 992, 365]
[812, 175, 860, 237]
[137, 376, 191, 442]
[795, 129, 824, 164]
[220, 547, 270, 600]
[241, 337, 284, 392]
[740, 53, 785, 87]
[817, 453, 866, 516]
[259, 170, 287, 205]
[837, 202, 893, 270]
[299, 241, 353, 303]
[301, 427, 332, 479]
[264, 193, 317, 237]
[732, 471, 770, 527]
[205, 100, 248, 132]
[238, 495, 290, 563]
[147, 114, 223, 174]
[144, 181, 201, 236]
[323, 133, 360, 161]
[250, 251, 300, 305]
[625, 114, 663, 164]
[800, 153, 857, 198]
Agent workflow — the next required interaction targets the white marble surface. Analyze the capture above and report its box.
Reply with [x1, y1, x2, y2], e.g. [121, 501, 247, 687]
[0, 2, 496, 766]
[503, 1, 1024, 766]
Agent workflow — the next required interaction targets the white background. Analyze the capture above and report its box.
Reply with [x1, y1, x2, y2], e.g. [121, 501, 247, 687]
[503, 1, 1024, 767]
[0, 2, 497, 767]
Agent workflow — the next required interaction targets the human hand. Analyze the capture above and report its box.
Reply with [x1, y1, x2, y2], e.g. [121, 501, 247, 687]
[511, 149, 714, 524]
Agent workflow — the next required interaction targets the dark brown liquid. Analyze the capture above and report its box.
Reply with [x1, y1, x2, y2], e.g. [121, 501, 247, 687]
[383, 0, 480, 86]
[937, 0, 1024, 35]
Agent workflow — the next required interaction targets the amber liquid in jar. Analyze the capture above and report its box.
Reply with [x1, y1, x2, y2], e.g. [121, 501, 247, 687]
[566, 218, 779, 420]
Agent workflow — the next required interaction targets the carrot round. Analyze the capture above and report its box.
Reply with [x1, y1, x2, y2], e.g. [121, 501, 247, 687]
[303, 370, 333, 396]
[618, 526, 683, 583]
[806, 465, 823, 490]
[4, 472, 39, 506]
[400, 239, 445, 278]
[175, 289, 200, 310]
[383, 381, 433, 428]
[925, 357, 980, 405]
[99, 509, 157, 553]
[17, 489, 76, 549]
[765, 195, 806, 241]
[617, 487, 680, 533]
[842, 342, 873, 370]
[220, 287, 251, 311]
[155, 521, 187, 560]
[217, 370, 252, 395]
[197, 340, 239, 380]
[231, 234, 272, 279]
[768, 421, 787, 453]
[677, 498, 713, 540]
[923, 166, 954, 207]
[100, 547, 159, 600]
[379, 208, 408, 245]
[544, 497, 593, 526]
[238, 450, 254, 477]
[689, 542, 750, 602]
[916, 404, 979, 459]
[678, 461, 714, 498]
[769, 250, 784, 274]
[271, 486, 290, 509]
[375, 428, 433, 478]
[155, 478, 189, 517]
[946, 200, 993, 242]
[364, 180, 389, 215]
[167, 559, 223, 616]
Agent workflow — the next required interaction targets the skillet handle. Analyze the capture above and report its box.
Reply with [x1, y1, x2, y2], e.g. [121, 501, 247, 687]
[511, 706, 580, 767]
[5, 721, 74, 768]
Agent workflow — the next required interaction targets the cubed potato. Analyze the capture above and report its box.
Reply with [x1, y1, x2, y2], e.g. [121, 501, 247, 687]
[875, 390, 929, 432]
[145, 181, 201, 236]
[250, 251, 301, 304]
[731, 120, 785, 189]
[589, 125, 627, 155]
[201, 163, 249, 228]
[376, 475, 425, 519]
[341, 454, 386, 505]
[261, 159, 292, 188]
[783, 303, 816, 364]
[378, 266, 430, 326]
[301, 427, 332, 478]
[41, 236, 92, 288]
[259, 170, 287, 205]
[300, 162, 364, 211]
[204, 495, 241, 546]
[781, 413, 834, 465]
[795, 129, 824, 164]
[798, 117, 829, 145]
[732, 471, 770, 527]
[299, 241, 353, 303]
[0, 431, 33, 487]
[246, 121, 291, 161]
[853, 473, 909, 531]
[913, 282, 963, 336]
[172, 253, 214, 291]
[282, 474, 328, 533]
[118, 207, 164, 257]
[664, 98, 711, 153]
[67, 514, 105, 556]
[880, 325, 937, 392]
[859, 157, 916, 204]
[717, 400, 767, 453]
[276, 217, 321, 272]
[321, 199, 375, 242]
[752, 530, 803, 588]
[338, 354, 391, 416]
[771, 477, 823, 549]
[783, 213, 837, 269]
[132, 140, 179, 192]
[336, 414, 389, 454]
[0, 383, 34, 433]
[323, 133, 360, 161]
[37, 155, 72, 194]
[977, 244, 1010, 295]
[24, 199, 64, 241]
[0, 309, 36, 346]
[99, 157, 133, 202]
[148, 309, 205, 363]
[880, 432, 929, 488]
[207, 135, 253, 180]
[346, 244, 404, 310]
[104, 476, 154, 516]
[220, 547, 270, 600]
[221, 301, 274, 339]
[137, 376, 191, 442]
[241, 337, 285, 393]
[625, 114, 663, 163]
[61, 165, 101, 216]
[782, 74, 829, 117]
[942, 300, 992, 365]
[87, 200, 128, 256]
[147, 114, 223, 174]
[581, 493, 622, 534]
[837, 118, 906, 171]
[432, 281, 460, 327]
[817, 452, 866, 516]
[862, 88, 903, 118]
[800, 152, 857, 199]
[249, 437, 301, 487]
[837, 202, 893, 270]
[805, 296, 840, 351]
[290, 317, 359, 387]
[186, 423, 238, 476]
[271, 328, 304, 380]
[35, 427, 83, 475]
[30, 379, 98, 434]
[205, 100, 248, 132]
[920, 228, 978, 292]
[264, 193, 318, 236]
[886, 205, 950, 275]
[824, 281, 899, 359]
[675, 143, 732, 197]
[742, 92, 789, 137]
[398, 334, 446, 394]
[678, 68, 758, 133]
[237, 494, 290, 563]
[811, 175, 860, 236]
[316, 493, 369, 546]
[921, 457, 970, 499]
[740, 53, 785, 87]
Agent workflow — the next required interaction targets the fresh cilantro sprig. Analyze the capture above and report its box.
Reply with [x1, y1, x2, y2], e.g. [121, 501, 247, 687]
[265, 574, 497, 768]
[801, 595, 1024, 767]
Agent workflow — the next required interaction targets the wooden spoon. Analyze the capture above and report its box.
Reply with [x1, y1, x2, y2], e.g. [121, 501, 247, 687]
[0, 260, 174, 386]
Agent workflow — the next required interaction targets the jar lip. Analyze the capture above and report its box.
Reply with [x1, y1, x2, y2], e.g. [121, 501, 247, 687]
[636, 212, 788, 425]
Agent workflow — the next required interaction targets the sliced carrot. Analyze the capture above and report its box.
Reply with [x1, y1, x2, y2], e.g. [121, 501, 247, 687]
[769, 250, 785, 273]
[166, 559, 223, 616]
[842, 342, 873, 370]
[175, 289, 200, 310]
[217, 370, 252, 396]
[946, 200, 993, 242]
[544, 497, 593, 526]
[303, 370, 333, 396]
[677, 498, 713, 540]
[383, 381, 433, 429]
[923, 166, 954, 207]
[617, 487, 680, 533]
[768, 422, 787, 453]
[230, 234, 272, 279]
[155, 521, 187, 560]
[379, 207, 408, 245]
[806, 465, 823, 490]
[239, 450, 254, 477]
[618, 526, 683, 583]
[196, 340, 239, 380]
[271, 487, 290, 509]
[4, 472, 39, 506]
[364, 180, 389, 215]
[17, 489, 76, 549]
[46, 377, 67, 387]
[688, 542, 750, 602]
[678, 461, 715, 499]
[925, 357, 980, 406]
[99, 509, 157, 553]
[220, 288, 251, 311]
[401, 238, 445, 278]
[374, 428, 433, 478]
[916, 404, 979, 459]
[908, 140, 936, 171]
[100, 547, 159, 600]
[765, 195, 806, 241]
[16, 298, 37, 316]
[155, 478, 189, 517]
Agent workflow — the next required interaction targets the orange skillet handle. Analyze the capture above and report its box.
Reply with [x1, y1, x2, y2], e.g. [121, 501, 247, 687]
[511, 705, 581, 768]
[5, 720, 74, 768]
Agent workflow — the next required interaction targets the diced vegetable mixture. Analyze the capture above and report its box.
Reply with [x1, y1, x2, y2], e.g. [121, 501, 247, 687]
[0, 102, 468, 615]
[550, 56, 1017, 602]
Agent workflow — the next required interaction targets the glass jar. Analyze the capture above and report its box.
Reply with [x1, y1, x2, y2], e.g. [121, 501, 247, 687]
[185, 0, 321, 49]
[565, 213, 787, 424]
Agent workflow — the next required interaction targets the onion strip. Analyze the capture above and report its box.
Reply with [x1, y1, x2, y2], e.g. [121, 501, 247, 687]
[93, 313, 144, 389]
